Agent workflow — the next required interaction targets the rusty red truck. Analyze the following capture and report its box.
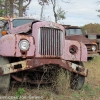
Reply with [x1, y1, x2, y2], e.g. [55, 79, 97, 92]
[0, 18, 88, 94]
[85, 34, 100, 55]
[63, 25, 98, 58]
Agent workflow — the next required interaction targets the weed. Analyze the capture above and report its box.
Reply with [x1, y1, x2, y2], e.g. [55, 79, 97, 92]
[96, 87, 100, 92]
[82, 84, 93, 92]
[15, 88, 25, 100]
[52, 68, 69, 94]
[82, 84, 98, 99]
[72, 92, 81, 100]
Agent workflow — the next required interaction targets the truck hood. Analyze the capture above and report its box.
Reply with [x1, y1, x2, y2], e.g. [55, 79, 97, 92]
[65, 35, 92, 44]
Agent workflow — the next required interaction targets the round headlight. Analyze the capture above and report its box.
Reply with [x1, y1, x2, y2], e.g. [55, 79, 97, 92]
[19, 40, 30, 51]
[92, 45, 96, 51]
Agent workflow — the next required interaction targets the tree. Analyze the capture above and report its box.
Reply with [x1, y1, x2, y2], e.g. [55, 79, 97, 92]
[38, 0, 68, 22]
[56, 7, 66, 22]
[0, 0, 32, 17]
[97, 10, 100, 17]
[38, 0, 49, 19]
[9, 0, 14, 17]
[0, 0, 15, 17]
[0, 0, 6, 16]
[81, 23, 100, 34]
[51, 0, 57, 22]
[15, 0, 32, 17]
[51, 0, 68, 23]
[96, 1, 100, 17]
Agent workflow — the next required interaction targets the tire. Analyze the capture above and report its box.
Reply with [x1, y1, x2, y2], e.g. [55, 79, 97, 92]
[70, 62, 85, 90]
[0, 56, 10, 94]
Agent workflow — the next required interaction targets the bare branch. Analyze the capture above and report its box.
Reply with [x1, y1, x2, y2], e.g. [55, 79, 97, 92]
[61, 0, 71, 3]
[51, 0, 54, 5]
[95, 1, 100, 5]
[96, 1, 100, 3]
[23, 0, 32, 9]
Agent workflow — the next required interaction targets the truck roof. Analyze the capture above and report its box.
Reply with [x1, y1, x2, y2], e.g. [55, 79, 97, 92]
[62, 25, 81, 29]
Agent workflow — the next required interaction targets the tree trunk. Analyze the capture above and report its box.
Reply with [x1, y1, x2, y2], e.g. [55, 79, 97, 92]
[40, 1, 45, 20]
[40, 4, 44, 20]
[5, 0, 9, 16]
[53, 6, 57, 23]
[18, 0, 23, 17]
[9, 0, 14, 17]
[51, 0, 57, 23]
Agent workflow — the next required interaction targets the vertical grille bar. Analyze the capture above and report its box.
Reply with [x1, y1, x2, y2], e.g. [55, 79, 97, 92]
[50, 28, 51, 55]
[55, 29, 57, 56]
[54, 30, 55, 56]
[46, 29, 47, 55]
[58, 30, 59, 56]
[51, 29, 53, 55]
[39, 27, 62, 57]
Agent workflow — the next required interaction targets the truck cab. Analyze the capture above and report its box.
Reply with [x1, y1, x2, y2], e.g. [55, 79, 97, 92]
[63, 25, 98, 58]
[85, 34, 100, 55]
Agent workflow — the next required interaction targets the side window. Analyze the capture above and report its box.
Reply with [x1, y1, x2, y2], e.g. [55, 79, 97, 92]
[4, 23, 9, 31]
[0, 20, 5, 32]
[66, 29, 70, 36]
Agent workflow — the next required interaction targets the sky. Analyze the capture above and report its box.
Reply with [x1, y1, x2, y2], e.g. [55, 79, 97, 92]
[27, 0, 100, 26]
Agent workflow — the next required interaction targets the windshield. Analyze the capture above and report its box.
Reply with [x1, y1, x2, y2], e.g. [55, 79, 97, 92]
[66, 29, 82, 36]
[13, 19, 35, 27]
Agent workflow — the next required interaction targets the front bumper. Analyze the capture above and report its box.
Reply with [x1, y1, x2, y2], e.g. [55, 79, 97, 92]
[0, 58, 88, 77]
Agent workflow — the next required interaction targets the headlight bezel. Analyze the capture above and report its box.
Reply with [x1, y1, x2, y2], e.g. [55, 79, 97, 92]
[18, 39, 30, 51]
[69, 45, 78, 54]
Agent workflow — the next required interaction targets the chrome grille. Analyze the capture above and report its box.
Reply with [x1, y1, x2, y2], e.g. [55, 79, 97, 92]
[39, 27, 63, 56]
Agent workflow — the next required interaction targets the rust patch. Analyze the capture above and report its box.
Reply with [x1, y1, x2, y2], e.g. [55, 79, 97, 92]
[11, 75, 22, 82]
[0, 68, 3, 75]
[0, 58, 88, 77]
[65, 35, 92, 44]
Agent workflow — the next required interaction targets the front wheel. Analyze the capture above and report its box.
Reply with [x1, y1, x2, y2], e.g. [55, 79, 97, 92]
[0, 56, 10, 94]
[70, 62, 85, 90]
